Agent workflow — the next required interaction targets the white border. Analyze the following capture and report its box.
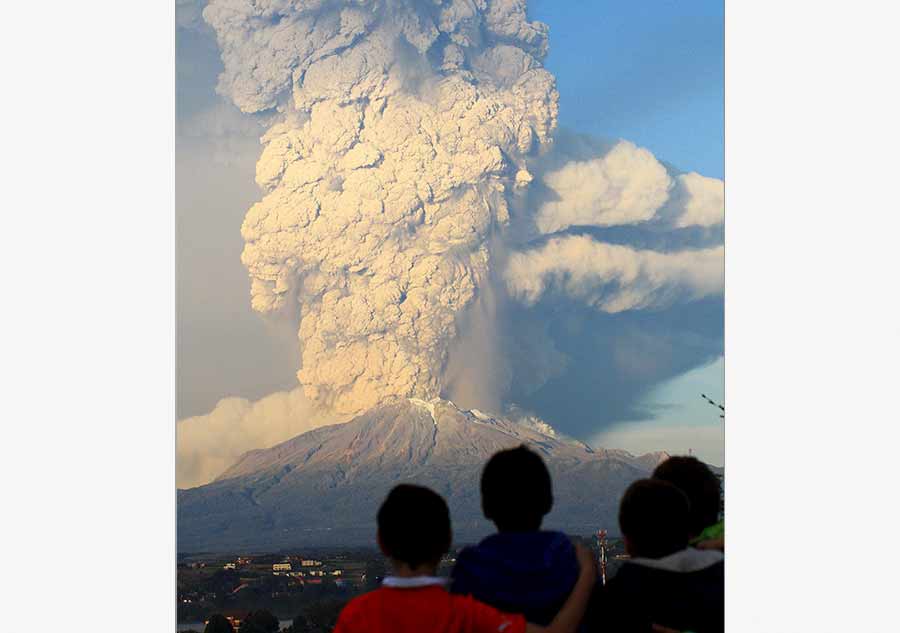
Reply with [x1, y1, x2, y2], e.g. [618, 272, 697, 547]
[4, 1, 175, 631]
[727, 1, 899, 630]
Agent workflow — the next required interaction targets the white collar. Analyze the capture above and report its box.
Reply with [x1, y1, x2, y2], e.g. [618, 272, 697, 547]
[382, 576, 447, 588]
[628, 547, 724, 573]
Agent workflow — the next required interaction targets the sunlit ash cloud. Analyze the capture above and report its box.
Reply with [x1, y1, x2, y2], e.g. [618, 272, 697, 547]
[505, 238, 723, 313]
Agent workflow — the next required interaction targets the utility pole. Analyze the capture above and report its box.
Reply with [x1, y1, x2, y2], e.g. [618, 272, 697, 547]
[596, 529, 608, 586]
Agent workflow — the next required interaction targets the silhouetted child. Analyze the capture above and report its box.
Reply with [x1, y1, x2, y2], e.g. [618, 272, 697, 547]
[450, 446, 583, 626]
[203, 614, 234, 633]
[333, 483, 596, 633]
[653, 456, 724, 550]
[597, 479, 724, 633]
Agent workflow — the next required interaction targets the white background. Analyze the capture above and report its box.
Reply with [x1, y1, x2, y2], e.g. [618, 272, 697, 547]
[2, 1, 899, 631]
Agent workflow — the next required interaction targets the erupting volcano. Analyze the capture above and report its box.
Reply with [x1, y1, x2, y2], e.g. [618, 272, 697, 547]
[176, 0, 724, 546]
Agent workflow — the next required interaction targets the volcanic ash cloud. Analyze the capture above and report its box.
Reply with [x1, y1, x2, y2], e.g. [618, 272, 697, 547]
[176, 387, 336, 489]
[533, 140, 725, 234]
[505, 237, 725, 313]
[202, 0, 558, 417]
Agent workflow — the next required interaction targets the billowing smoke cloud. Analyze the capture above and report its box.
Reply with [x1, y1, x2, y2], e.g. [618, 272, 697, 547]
[202, 0, 558, 417]
[671, 172, 725, 228]
[505, 236, 723, 313]
[502, 135, 724, 319]
[535, 141, 672, 233]
[176, 0, 725, 487]
[532, 140, 724, 234]
[177, 388, 341, 489]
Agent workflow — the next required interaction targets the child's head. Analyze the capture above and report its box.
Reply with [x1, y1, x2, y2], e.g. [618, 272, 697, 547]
[652, 455, 721, 539]
[618, 478, 690, 559]
[377, 484, 452, 571]
[481, 445, 553, 532]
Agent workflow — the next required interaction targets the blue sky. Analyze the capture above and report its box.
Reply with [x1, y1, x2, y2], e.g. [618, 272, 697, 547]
[529, 0, 725, 462]
[591, 357, 725, 464]
[530, 0, 724, 178]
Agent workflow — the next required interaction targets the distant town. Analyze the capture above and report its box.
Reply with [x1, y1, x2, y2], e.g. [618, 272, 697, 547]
[178, 547, 382, 626]
[177, 534, 631, 630]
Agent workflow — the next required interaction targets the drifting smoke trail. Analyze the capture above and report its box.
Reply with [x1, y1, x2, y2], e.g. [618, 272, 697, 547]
[176, 387, 338, 489]
[535, 141, 673, 233]
[505, 237, 724, 313]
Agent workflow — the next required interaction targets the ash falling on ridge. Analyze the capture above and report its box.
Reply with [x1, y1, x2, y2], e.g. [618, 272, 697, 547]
[176, 0, 724, 488]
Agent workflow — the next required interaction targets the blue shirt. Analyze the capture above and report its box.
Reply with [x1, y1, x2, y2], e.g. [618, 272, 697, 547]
[450, 531, 580, 626]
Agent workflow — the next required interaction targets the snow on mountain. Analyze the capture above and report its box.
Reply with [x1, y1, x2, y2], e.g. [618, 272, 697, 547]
[177, 399, 672, 551]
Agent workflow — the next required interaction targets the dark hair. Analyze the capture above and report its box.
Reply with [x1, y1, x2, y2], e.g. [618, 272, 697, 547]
[203, 614, 234, 633]
[618, 479, 690, 559]
[481, 445, 553, 532]
[240, 610, 280, 633]
[377, 484, 451, 568]
[652, 456, 721, 538]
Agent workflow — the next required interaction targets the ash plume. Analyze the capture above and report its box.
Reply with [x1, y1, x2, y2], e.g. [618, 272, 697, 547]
[177, 0, 725, 487]
[203, 0, 558, 417]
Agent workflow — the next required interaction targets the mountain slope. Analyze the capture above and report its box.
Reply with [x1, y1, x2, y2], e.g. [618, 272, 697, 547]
[177, 398, 662, 551]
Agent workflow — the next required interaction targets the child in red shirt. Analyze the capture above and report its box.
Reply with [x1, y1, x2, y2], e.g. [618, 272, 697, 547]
[333, 484, 596, 633]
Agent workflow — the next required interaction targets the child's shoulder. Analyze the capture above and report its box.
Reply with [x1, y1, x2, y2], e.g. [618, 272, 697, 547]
[337, 588, 385, 620]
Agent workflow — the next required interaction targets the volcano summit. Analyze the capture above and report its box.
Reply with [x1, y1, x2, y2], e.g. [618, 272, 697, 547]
[178, 398, 667, 551]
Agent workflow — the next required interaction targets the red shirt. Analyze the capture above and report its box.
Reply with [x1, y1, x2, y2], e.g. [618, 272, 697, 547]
[333, 585, 527, 633]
